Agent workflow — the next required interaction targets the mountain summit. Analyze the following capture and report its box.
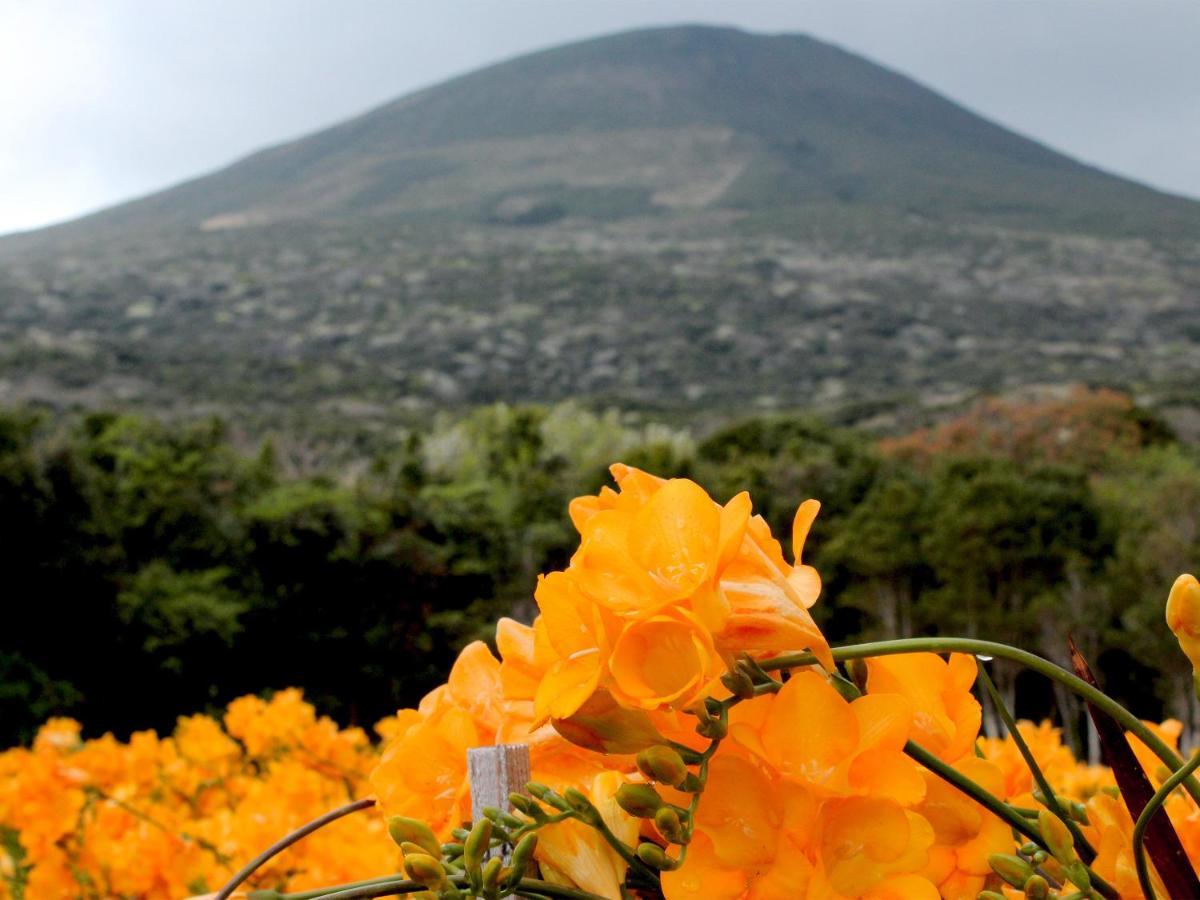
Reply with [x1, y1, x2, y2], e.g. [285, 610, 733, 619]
[22, 25, 1200, 241]
[1, 26, 1196, 427]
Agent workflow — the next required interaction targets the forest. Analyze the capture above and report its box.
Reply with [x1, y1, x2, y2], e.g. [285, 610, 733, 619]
[2, 388, 1197, 757]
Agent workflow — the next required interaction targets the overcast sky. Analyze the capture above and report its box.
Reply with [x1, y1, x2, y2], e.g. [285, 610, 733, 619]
[2, 0, 1198, 236]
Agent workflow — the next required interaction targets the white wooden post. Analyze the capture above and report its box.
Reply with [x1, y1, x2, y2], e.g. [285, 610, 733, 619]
[467, 743, 532, 861]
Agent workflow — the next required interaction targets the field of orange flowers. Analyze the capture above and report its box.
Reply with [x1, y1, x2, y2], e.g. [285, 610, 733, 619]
[4, 463, 1200, 899]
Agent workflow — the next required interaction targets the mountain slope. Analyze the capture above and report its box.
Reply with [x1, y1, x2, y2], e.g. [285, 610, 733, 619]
[0, 25, 1197, 433]
[14, 24, 1200, 244]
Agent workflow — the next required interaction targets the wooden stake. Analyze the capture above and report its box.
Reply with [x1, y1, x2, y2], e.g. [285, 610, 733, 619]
[467, 744, 532, 862]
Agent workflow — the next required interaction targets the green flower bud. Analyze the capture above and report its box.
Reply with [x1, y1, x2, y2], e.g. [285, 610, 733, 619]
[481, 856, 503, 899]
[977, 894, 1007, 900]
[564, 787, 597, 818]
[508, 793, 546, 821]
[504, 833, 538, 890]
[400, 841, 432, 858]
[1037, 809, 1076, 864]
[988, 853, 1036, 889]
[450, 827, 471, 842]
[463, 818, 492, 886]
[1070, 800, 1090, 824]
[1030, 849, 1048, 865]
[404, 852, 446, 887]
[636, 746, 689, 787]
[616, 783, 664, 818]
[678, 773, 703, 793]
[830, 674, 862, 702]
[636, 842, 676, 870]
[389, 816, 443, 857]
[720, 668, 756, 700]
[1065, 860, 1092, 891]
[1018, 841, 1039, 856]
[654, 806, 685, 844]
[526, 782, 571, 812]
[846, 658, 869, 693]
[1023, 874, 1049, 899]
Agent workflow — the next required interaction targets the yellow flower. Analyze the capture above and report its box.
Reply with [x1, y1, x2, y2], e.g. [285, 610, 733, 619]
[606, 609, 722, 711]
[731, 670, 925, 804]
[865, 653, 981, 763]
[1166, 573, 1200, 670]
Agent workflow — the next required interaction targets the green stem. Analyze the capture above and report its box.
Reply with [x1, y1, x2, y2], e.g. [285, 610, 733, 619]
[765, 638, 1200, 806]
[254, 873, 405, 899]
[279, 874, 605, 899]
[215, 798, 376, 900]
[1132, 751, 1200, 900]
[975, 660, 1096, 862]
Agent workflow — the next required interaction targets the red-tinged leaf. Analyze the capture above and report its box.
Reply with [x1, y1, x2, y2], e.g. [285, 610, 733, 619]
[1069, 636, 1200, 897]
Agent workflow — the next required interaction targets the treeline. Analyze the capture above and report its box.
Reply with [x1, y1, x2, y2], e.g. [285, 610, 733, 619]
[1, 390, 1197, 753]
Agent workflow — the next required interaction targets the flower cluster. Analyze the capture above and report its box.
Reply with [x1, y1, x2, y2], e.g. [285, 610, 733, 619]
[5, 464, 1199, 900]
[366, 466, 1016, 898]
[0, 689, 399, 898]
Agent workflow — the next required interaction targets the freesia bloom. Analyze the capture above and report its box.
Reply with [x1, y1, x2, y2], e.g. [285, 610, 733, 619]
[1167, 573, 1200, 670]
[865, 653, 981, 764]
[532, 464, 832, 730]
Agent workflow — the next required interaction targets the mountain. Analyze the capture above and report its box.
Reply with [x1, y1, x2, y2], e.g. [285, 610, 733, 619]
[11, 24, 1200, 245]
[0, 25, 1197, 439]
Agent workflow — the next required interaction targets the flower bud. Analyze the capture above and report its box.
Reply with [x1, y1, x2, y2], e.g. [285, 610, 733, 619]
[1065, 860, 1092, 891]
[564, 787, 599, 822]
[511, 832, 538, 870]
[1166, 574, 1200, 669]
[637, 842, 676, 870]
[988, 853, 1036, 889]
[1037, 809, 1075, 864]
[616, 783, 664, 818]
[636, 746, 689, 787]
[504, 833, 538, 890]
[400, 841, 431, 858]
[526, 782, 571, 812]
[720, 668, 756, 700]
[389, 817, 442, 857]
[404, 853, 446, 887]
[463, 818, 492, 884]
[481, 857, 503, 897]
[508, 793, 546, 821]
[1023, 874, 1049, 899]
[654, 806, 685, 844]
[978, 893, 1006, 900]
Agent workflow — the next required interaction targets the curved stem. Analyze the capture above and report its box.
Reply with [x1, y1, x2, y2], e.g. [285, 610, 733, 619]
[215, 798, 375, 900]
[1133, 752, 1200, 900]
[765, 638, 1200, 805]
[975, 660, 1096, 862]
[287, 874, 605, 899]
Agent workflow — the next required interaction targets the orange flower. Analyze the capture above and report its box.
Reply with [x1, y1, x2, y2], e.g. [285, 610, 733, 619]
[606, 609, 722, 710]
[1167, 573, 1200, 670]
[916, 756, 1012, 899]
[865, 653, 981, 763]
[815, 797, 937, 897]
[731, 670, 925, 805]
[534, 464, 834, 729]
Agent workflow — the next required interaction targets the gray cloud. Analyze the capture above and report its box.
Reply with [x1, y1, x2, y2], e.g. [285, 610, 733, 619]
[2, 0, 1197, 235]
